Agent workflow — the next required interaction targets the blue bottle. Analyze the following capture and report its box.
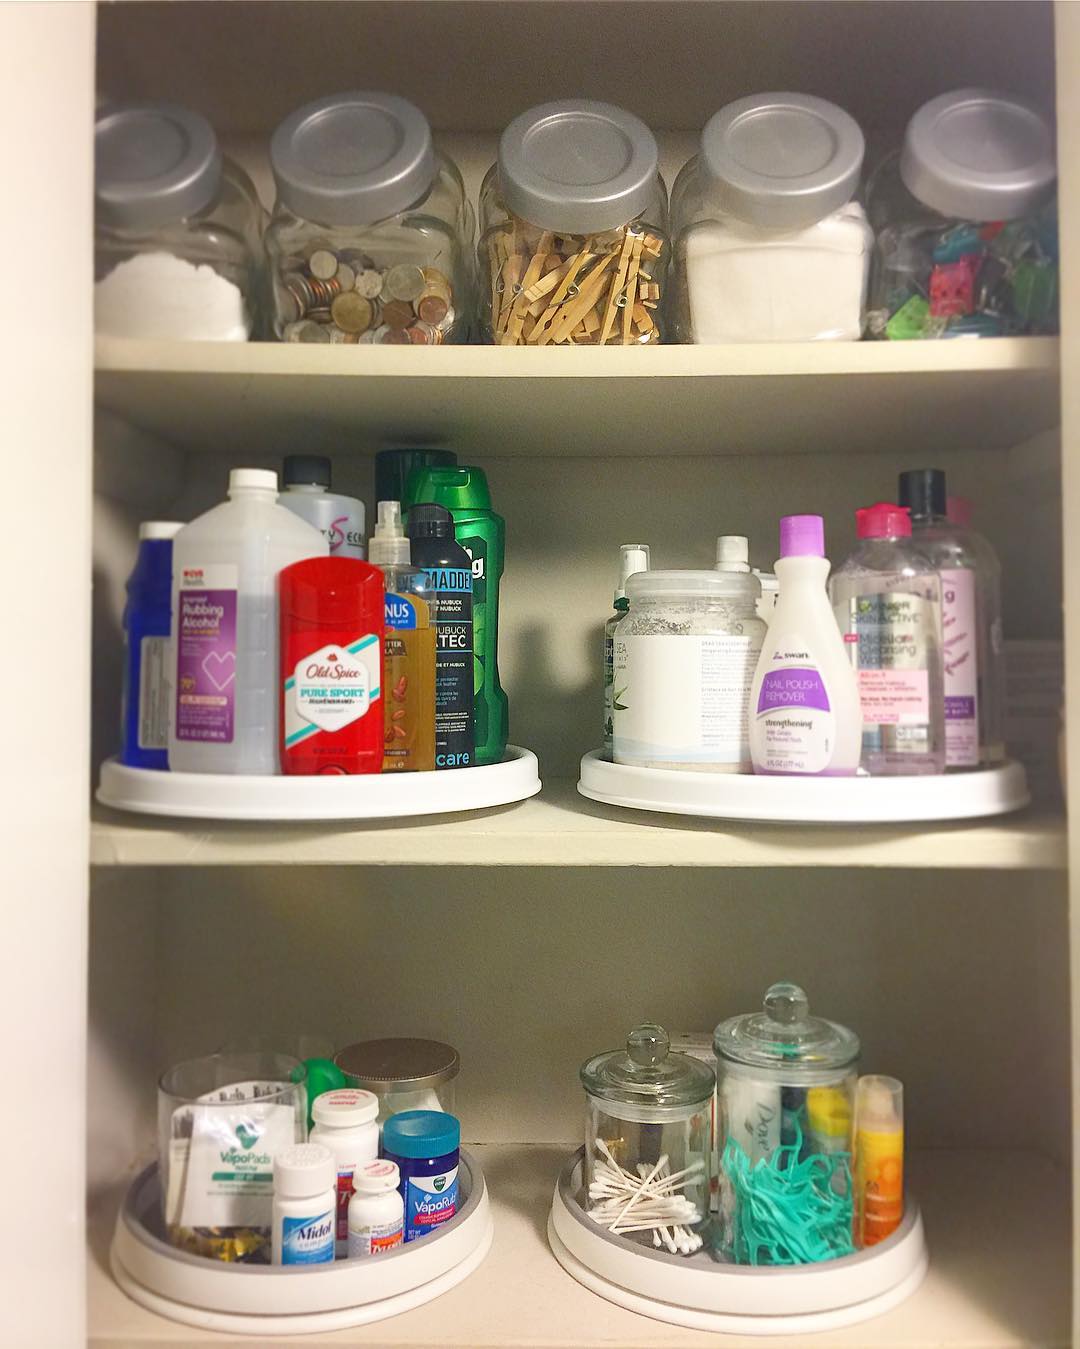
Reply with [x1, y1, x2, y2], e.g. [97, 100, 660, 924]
[381, 1111, 461, 1242]
[121, 522, 182, 769]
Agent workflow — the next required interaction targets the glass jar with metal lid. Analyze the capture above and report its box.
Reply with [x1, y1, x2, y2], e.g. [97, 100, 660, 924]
[713, 982, 859, 1266]
[479, 100, 669, 345]
[266, 92, 474, 344]
[95, 103, 264, 341]
[612, 562, 766, 773]
[580, 1024, 714, 1253]
[334, 1038, 459, 1123]
[867, 89, 1058, 339]
[669, 94, 872, 343]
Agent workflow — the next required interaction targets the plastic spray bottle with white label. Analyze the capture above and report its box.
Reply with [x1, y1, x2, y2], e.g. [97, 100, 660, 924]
[749, 515, 861, 776]
[603, 544, 650, 756]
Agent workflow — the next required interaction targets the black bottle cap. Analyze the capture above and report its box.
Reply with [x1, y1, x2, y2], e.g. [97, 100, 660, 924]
[898, 468, 947, 521]
[283, 454, 332, 488]
[406, 502, 454, 539]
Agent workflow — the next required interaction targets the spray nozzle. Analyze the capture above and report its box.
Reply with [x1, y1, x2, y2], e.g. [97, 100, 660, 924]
[368, 499, 411, 566]
[615, 543, 650, 602]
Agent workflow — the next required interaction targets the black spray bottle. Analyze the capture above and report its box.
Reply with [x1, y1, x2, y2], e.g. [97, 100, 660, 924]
[406, 503, 475, 769]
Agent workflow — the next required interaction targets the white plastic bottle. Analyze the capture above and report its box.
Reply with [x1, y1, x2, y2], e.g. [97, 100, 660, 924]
[347, 1160, 405, 1258]
[168, 468, 326, 775]
[272, 1143, 336, 1266]
[309, 1089, 380, 1258]
[749, 515, 862, 776]
[280, 454, 367, 559]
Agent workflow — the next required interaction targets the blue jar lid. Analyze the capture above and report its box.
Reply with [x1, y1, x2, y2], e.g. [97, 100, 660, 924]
[382, 1110, 460, 1159]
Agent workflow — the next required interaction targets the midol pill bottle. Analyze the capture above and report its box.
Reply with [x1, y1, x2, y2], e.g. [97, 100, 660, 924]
[271, 1143, 336, 1265]
[309, 1089, 380, 1258]
[347, 1160, 405, 1257]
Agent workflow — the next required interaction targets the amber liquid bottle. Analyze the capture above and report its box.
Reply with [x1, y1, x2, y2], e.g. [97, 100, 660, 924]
[368, 502, 437, 772]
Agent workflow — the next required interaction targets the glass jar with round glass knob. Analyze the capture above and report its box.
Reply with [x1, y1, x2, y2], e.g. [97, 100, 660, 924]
[713, 981, 859, 1266]
[580, 1024, 714, 1256]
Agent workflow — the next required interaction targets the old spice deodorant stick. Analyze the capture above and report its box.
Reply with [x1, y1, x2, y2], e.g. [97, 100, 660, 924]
[279, 557, 384, 774]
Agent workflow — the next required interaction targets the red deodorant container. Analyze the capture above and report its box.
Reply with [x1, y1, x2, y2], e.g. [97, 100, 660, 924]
[279, 557, 385, 774]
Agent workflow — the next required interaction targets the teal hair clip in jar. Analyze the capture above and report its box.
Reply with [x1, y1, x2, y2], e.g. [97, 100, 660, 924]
[713, 982, 860, 1266]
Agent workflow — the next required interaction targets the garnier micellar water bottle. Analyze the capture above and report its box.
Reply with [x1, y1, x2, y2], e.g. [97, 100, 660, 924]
[168, 468, 327, 774]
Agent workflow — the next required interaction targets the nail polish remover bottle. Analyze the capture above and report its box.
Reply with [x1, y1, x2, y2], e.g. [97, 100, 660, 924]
[749, 514, 862, 777]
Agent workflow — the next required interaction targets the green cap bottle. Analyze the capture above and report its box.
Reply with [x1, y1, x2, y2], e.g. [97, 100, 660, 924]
[405, 465, 508, 766]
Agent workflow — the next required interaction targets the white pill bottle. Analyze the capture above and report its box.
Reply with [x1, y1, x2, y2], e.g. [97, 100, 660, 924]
[309, 1088, 380, 1257]
[271, 1143, 336, 1266]
[347, 1160, 405, 1257]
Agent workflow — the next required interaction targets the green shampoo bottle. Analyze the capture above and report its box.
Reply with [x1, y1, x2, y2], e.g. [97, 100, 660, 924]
[406, 465, 508, 765]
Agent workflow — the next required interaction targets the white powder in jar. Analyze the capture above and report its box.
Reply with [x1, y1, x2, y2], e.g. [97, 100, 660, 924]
[95, 250, 250, 341]
[684, 204, 872, 343]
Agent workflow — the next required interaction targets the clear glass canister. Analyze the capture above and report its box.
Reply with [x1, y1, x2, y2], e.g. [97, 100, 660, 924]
[581, 1025, 715, 1254]
[670, 94, 871, 344]
[95, 103, 264, 341]
[612, 567, 766, 772]
[713, 982, 859, 1266]
[266, 92, 474, 345]
[334, 1037, 459, 1124]
[867, 89, 1058, 339]
[479, 100, 669, 345]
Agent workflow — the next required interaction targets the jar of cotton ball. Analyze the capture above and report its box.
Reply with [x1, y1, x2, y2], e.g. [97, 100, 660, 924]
[95, 103, 264, 341]
[713, 981, 859, 1266]
[580, 1024, 715, 1256]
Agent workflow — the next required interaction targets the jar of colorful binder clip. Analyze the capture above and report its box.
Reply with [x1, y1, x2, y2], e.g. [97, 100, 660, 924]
[712, 981, 859, 1265]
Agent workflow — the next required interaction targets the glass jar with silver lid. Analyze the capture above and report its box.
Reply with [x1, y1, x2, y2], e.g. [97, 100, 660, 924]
[266, 92, 474, 345]
[612, 552, 767, 772]
[334, 1037, 459, 1123]
[95, 103, 264, 341]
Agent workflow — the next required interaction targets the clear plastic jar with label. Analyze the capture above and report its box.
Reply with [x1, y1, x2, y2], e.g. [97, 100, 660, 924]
[266, 92, 474, 344]
[670, 94, 871, 343]
[479, 100, 669, 345]
[95, 104, 264, 341]
[867, 89, 1058, 339]
[612, 568, 766, 772]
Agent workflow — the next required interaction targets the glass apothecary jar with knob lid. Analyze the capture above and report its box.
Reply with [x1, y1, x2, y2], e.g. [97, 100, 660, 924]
[713, 981, 859, 1266]
[866, 89, 1058, 339]
[266, 92, 474, 345]
[95, 103, 264, 341]
[580, 1024, 715, 1255]
[479, 100, 670, 345]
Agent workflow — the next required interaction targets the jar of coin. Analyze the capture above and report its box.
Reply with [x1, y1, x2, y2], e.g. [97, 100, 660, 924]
[266, 92, 474, 345]
[95, 103, 265, 341]
[479, 100, 669, 346]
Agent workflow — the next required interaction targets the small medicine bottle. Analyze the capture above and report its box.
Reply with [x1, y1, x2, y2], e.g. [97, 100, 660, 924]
[271, 1143, 336, 1265]
[347, 1160, 405, 1257]
[381, 1110, 461, 1242]
[309, 1088, 380, 1258]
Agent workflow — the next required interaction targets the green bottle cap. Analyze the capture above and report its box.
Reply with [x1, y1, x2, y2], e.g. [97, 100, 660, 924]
[297, 1057, 348, 1130]
[404, 464, 492, 513]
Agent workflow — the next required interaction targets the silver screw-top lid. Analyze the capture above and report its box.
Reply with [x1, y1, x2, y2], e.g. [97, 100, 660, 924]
[95, 103, 222, 230]
[899, 88, 1056, 223]
[700, 93, 864, 231]
[498, 99, 660, 233]
[271, 92, 436, 226]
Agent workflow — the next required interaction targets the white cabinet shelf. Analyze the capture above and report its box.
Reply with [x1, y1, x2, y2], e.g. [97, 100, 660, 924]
[94, 336, 1060, 458]
[88, 1143, 1069, 1348]
[89, 780, 1066, 869]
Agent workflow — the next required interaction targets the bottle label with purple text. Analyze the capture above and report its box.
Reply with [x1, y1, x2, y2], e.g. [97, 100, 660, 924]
[754, 641, 836, 774]
[940, 568, 979, 766]
[175, 564, 237, 744]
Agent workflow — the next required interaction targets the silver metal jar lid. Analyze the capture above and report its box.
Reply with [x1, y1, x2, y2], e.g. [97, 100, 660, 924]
[95, 103, 222, 230]
[270, 92, 436, 226]
[700, 93, 864, 231]
[498, 99, 660, 233]
[334, 1038, 460, 1093]
[899, 88, 1056, 223]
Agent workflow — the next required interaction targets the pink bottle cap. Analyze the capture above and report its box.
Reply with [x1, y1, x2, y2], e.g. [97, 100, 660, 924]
[947, 495, 973, 527]
[779, 514, 825, 558]
[856, 502, 912, 539]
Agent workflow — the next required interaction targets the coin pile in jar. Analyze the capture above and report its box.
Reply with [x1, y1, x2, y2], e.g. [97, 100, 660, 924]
[279, 249, 456, 344]
[487, 221, 665, 345]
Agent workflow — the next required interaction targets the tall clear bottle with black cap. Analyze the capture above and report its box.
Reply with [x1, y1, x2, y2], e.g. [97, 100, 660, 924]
[266, 93, 474, 344]
[406, 504, 474, 769]
[280, 455, 367, 559]
[95, 102, 264, 340]
[899, 468, 1004, 767]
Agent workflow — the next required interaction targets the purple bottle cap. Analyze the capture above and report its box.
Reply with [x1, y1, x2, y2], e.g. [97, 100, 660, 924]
[779, 514, 825, 558]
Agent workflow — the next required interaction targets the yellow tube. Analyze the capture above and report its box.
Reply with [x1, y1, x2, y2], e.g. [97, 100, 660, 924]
[855, 1075, 904, 1247]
